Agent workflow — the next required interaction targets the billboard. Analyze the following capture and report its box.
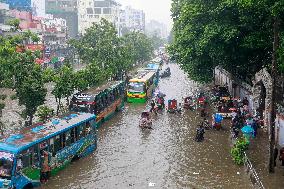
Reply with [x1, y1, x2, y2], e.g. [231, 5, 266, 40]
[0, 0, 31, 11]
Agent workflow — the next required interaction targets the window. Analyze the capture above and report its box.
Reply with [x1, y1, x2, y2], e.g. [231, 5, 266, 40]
[79, 123, 86, 138]
[103, 8, 111, 14]
[86, 8, 93, 14]
[65, 130, 71, 146]
[94, 8, 101, 14]
[54, 135, 61, 152]
[60, 133, 66, 148]
[0, 152, 13, 179]
[70, 127, 79, 143]
[21, 150, 32, 168]
[85, 121, 92, 135]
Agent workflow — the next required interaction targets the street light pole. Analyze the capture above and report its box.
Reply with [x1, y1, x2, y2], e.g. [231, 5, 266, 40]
[269, 17, 280, 173]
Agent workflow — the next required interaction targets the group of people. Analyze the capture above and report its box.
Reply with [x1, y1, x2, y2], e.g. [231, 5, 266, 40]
[229, 97, 261, 139]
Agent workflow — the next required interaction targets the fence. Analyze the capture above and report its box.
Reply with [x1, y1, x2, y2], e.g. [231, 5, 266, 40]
[243, 152, 265, 189]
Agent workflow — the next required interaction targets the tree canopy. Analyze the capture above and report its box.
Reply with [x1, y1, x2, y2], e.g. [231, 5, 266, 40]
[170, 0, 284, 83]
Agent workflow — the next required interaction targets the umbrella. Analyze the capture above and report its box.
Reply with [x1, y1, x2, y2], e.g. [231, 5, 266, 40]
[241, 125, 254, 134]
[214, 113, 223, 123]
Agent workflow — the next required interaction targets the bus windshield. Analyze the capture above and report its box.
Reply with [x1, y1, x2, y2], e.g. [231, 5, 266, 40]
[128, 82, 145, 93]
[0, 152, 14, 179]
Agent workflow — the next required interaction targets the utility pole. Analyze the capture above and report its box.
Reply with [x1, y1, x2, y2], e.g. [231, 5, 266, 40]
[269, 17, 280, 173]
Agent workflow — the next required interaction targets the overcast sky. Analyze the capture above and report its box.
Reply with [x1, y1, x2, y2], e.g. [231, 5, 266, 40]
[118, 0, 173, 30]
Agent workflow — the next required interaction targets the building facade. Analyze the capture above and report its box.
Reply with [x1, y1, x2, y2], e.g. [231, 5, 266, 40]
[146, 20, 168, 39]
[78, 0, 121, 35]
[120, 6, 145, 35]
[45, 0, 78, 38]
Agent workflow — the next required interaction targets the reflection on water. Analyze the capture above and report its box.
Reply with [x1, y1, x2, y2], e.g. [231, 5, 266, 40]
[41, 64, 252, 189]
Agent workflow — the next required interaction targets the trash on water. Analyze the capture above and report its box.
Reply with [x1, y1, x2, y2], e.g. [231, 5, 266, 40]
[237, 172, 240, 175]
[149, 182, 156, 187]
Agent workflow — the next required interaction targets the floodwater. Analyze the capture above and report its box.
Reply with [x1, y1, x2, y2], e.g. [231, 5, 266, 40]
[41, 64, 252, 189]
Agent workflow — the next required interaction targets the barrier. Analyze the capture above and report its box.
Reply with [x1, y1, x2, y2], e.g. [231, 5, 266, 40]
[243, 152, 265, 189]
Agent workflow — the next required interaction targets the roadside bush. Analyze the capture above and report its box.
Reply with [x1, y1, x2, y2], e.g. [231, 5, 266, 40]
[231, 137, 249, 165]
[0, 103, 5, 111]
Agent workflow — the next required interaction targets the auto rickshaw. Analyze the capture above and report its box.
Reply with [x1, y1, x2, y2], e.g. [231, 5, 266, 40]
[167, 99, 178, 113]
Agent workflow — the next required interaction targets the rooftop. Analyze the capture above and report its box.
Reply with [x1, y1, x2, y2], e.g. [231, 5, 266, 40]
[0, 112, 96, 154]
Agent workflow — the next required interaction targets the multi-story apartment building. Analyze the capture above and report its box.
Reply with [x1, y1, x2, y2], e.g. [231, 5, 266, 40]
[146, 20, 168, 39]
[78, 0, 121, 35]
[45, 0, 78, 38]
[120, 6, 145, 35]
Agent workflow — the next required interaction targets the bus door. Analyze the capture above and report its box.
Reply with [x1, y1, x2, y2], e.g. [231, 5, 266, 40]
[39, 141, 50, 183]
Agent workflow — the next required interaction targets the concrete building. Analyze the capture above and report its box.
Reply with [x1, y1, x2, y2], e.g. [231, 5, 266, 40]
[120, 6, 145, 35]
[78, 0, 121, 35]
[31, 0, 45, 17]
[146, 20, 168, 39]
[45, 0, 78, 38]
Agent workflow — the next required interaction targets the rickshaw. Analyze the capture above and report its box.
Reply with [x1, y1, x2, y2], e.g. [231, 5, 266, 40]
[184, 96, 194, 110]
[216, 99, 236, 118]
[167, 99, 178, 113]
[212, 113, 223, 130]
[139, 111, 152, 129]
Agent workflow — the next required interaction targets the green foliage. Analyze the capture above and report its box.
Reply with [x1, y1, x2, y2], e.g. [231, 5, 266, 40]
[52, 65, 75, 115]
[231, 137, 249, 165]
[10, 94, 17, 100]
[70, 19, 154, 83]
[7, 19, 20, 32]
[0, 94, 7, 100]
[15, 64, 47, 125]
[36, 105, 54, 122]
[0, 103, 5, 111]
[170, 0, 284, 83]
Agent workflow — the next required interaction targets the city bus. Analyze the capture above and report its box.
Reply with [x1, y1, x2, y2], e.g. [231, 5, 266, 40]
[0, 113, 97, 189]
[127, 71, 158, 103]
[70, 81, 125, 126]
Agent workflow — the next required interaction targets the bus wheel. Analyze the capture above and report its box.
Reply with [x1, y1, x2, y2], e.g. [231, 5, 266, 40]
[72, 155, 80, 162]
[23, 183, 33, 189]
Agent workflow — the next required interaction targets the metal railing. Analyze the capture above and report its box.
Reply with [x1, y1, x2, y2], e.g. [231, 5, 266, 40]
[243, 152, 265, 189]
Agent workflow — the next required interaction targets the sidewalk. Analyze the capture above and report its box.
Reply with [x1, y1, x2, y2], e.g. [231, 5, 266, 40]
[246, 129, 284, 188]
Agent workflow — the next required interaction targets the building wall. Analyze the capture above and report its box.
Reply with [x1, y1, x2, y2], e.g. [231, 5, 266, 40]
[78, 0, 121, 35]
[45, 0, 78, 38]
[120, 6, 145, 34]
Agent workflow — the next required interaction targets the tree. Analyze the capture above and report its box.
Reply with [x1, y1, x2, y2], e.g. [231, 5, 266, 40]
[15, 64, 47, 126]
[170, 0, 284, 83]
[52, 64, 75, 115]
[36, 105, 54, 123]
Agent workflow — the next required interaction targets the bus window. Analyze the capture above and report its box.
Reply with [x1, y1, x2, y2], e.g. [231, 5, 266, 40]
[70, 127, 79, 143]
[54, 135, 61, 152]
[60, 133, 66, 148]
[49, 138, 55, 154]
[0, 152, 13, 179]
[21, 150, 32, 169]
[65, 130, 71, 146]
[80, 123, 87, 138]
[86, 121, 92, 135]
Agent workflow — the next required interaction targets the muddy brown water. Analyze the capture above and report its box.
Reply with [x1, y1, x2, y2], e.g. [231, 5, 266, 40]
[40, 64, 252, 189]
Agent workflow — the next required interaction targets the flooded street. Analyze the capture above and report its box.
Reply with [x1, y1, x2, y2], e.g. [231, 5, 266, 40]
[41, 64, 252, 189]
